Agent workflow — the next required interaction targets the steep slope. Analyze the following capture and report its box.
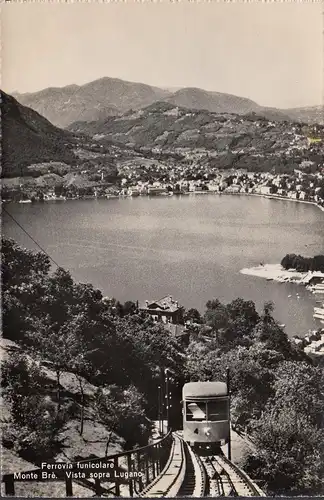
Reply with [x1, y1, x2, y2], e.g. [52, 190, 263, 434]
[1, 90, 77, 177]
[13, 85, 119, 129]
[13, 77, 170, 128]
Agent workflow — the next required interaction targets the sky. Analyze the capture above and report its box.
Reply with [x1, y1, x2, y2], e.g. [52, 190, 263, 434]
[2, 1, 323, 109]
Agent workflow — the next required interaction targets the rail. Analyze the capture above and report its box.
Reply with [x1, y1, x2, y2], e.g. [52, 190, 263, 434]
[139, 433, 186, 497]
[139, 431, 265, 498]
[186, 443, 208, 496]
[200, 451, 266, 497]
[140, 432, 208, 498]
[3, 430, 266, 497]
[219, 451, 266, 496]
[2, 431, 173, 497]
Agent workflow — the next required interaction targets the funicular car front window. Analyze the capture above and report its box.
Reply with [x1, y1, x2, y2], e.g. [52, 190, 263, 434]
[207, 400, 228, 421]
[186, 402, 207, 421]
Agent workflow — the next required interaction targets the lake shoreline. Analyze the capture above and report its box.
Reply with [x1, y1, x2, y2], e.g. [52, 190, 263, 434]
[185, 191, 324, 213]
[240, 263, 308, 284]
[7, 191, 324, 213]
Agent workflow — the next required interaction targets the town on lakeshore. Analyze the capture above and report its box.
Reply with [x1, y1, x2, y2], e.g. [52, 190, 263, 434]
[3, 160, 324, 213]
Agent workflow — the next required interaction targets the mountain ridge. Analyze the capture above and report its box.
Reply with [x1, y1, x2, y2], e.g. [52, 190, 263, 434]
[12, 76, 320, 128]
[12, 77, 170, 128]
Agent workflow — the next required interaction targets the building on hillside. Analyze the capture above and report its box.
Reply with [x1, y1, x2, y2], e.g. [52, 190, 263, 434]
[147, 186, 167, 196]
[139, 295, 184, 324]
[225, 184, 241, 194]
[207, 183, 220, 192]
[259, 185, 272, 195]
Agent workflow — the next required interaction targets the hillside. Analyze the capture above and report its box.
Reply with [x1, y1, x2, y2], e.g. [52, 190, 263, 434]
[69, 101, 324, 172]
[1, 90, 77, 177]
[164, 87, 259, 114]
[3, 239, 324, 497]
[2, 239, 185, 487]
[1, 90, 122, 201]
[164, 87, 290, 121]
[13, 77, 170, 128]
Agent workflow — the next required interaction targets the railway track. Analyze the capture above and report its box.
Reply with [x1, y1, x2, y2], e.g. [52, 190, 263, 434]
[200, 452, 265, 497]
[140, 432, 207, 497]
[140, 432, 265, 497]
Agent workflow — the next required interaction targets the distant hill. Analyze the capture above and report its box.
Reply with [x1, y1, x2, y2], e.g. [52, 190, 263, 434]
[164, 87, 291, 122]
[165, 87, 258, 114]
[1, 90, 76, 177]
[67, 100, 294, 148]
[285, 105, 324, 125]
[13, 77, 170, 128]
[69, 100, 323, 173]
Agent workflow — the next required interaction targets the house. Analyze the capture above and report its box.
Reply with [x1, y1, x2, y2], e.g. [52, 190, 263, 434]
[259, 185, 272, 195]
[127, 187, 140, 197]
[207, 183, 220, 192]
[301, 272, 324, 286]
[139, 295, 184, 324]
[226, 184, 241, 194]
[147, 186, 167, 195]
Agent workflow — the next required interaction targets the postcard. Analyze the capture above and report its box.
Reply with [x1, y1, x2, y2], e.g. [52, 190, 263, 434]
[1, 0, 324, 497]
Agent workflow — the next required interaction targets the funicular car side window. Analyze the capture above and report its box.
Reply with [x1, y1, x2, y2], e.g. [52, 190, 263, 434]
[207, 400, 228, 421]
[186, 402, 207, 421]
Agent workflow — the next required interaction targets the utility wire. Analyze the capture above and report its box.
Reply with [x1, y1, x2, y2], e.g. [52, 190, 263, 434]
[2, 206, 61, 268]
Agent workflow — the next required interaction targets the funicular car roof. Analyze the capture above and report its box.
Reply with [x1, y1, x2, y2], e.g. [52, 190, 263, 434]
[183, 381, 228, 399]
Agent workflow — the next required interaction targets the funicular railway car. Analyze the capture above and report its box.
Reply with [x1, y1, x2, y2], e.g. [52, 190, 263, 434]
[182, 382, 230, 452]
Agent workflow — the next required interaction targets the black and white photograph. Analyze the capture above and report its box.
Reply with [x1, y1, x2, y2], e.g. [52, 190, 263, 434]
[1, 0, 324, 497]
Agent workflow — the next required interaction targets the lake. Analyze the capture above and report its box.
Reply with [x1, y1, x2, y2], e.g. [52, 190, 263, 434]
[3, 194, 324, 337]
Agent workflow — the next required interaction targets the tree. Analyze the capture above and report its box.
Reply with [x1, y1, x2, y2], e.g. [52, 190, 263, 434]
[122, 300, 137, 316]
[252, 302, 297, 359]
[225, 298, 259, 346]
[95, 385, 151, 450]
[2, 353, 68, 463]
[30, 322, 75, 414]
[184, 308, 202, 324]
[2, 238, 50, 292]
[66, 328, 96, 436]
[2, 353, 46, 401]
[2, 291, 35, 342]
[271, 361, 324, 428]
[226, 298, 259, 330]
[245, 409, 324, 495]
[281, 253, 324, 273]
[204, 299, 229, 330]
